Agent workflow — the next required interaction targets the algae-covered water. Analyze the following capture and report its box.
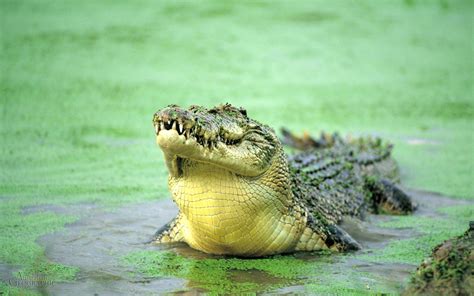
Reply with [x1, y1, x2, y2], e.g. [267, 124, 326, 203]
[1, 0, 473, 295]
[3, 189, 473, 294]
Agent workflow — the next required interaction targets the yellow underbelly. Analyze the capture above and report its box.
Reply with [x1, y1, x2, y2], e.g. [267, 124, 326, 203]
[169, 163, 303, 256]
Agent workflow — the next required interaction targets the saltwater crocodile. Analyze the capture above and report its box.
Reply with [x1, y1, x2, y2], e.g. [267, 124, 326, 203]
[151, 104, 415, 257]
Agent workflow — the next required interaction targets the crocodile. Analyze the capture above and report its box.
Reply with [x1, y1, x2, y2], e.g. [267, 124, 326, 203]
[151, 103, 415, 257]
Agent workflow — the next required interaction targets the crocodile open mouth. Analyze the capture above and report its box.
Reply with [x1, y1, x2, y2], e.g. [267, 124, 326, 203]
[153, 117, 241, 150]
[153, 104, 274, 177]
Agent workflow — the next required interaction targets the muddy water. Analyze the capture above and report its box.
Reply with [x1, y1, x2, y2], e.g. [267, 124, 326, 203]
[26, 190, 472, 295]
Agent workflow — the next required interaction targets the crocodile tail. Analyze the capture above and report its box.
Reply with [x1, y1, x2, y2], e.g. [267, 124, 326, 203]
[280, 128, 391, 157]
[280, 128, 344, 150]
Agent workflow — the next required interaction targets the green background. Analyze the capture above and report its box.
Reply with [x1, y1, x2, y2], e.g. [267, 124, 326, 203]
[1, 0, 472, 294]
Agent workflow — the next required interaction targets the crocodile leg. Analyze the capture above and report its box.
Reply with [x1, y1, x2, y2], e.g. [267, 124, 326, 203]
[365, 178, 416, 215]
[152, 213, 185, 243]
[295, 214, 361, 252]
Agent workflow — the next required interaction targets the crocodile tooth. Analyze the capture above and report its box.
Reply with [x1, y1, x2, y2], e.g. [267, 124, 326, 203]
[179, 124, 183, 134]
[160, 122, 164, 130]
[171, 121, 176, 130]
[155, 124, 159, 135]
[185, 129, 190, 138]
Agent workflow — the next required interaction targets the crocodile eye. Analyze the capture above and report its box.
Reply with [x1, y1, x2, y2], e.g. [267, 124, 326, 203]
[239, 108, 247, 117]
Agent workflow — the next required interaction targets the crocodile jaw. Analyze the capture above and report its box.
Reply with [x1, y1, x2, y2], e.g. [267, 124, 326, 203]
[156, 129, 211, 177]
[156, 127, 275, 177]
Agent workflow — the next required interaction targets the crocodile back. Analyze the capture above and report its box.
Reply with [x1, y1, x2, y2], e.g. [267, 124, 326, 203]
[288, 139, 397, 225]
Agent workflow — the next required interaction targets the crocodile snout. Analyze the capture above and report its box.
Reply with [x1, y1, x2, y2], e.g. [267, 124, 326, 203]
[153, 106, 195, 136]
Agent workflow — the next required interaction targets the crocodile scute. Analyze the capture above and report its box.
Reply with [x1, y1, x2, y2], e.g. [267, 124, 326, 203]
[151, 103, 415, 257]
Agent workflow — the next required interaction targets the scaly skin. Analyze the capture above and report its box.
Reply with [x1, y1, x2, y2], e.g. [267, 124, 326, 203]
[152, 104, 415, 257]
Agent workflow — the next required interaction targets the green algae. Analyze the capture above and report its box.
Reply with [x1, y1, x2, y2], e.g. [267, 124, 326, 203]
[357, 204, 474, 265]
[0, 207, 79, 292]
[0, 210, 76, 266]
[15, 260, 78, 283]
[0, 282, 40, 296]
[1, 0, 473, 294]
[123, 250, 402, 294]
[123, 250, 318, 294]
[304, 257, 404, 295]
[437, 205, 474, 218]
[393, 125, 474, 200]
[403, 225, 473, 295]
[305, 274, 399, 296]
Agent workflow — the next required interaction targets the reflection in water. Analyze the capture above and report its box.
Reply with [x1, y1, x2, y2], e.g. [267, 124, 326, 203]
[33, 189, 472, 295]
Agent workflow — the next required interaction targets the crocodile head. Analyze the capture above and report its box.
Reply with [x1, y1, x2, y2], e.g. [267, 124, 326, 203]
[152, 103, 279, 178]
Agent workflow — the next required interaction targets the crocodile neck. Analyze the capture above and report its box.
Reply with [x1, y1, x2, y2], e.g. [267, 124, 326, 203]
[168, 147, 304, 256]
